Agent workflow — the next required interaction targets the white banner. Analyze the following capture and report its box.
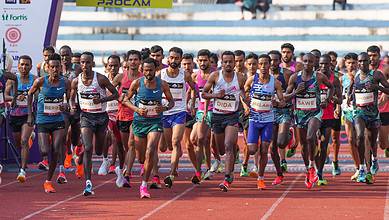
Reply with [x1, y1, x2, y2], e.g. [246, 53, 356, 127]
[1, 0, 63, 75]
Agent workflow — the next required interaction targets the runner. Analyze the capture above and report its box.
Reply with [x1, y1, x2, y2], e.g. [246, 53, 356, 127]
[378, 65, 389, 157]
[267, 50, 293, 185]
[210, 53, 219, 71]
[340, 52, 360, 180]
[349, 52, 389, 184]
[71, 53, 81, 65]
[27, 53, 70, 193]
[70, 52, 118, 196]
[244, 54, 285, 189]
[315, 54, 342, 185]
[124, 57, 174, 198]
[5, 55, 37, 182]
[202, 51, 246, 192]
[310, 49, 321, 71]
[285, 53, 334, 189]
[109, 50, 143, 187]
[37, 46, 55, 77]
[159, 47, 197, 188]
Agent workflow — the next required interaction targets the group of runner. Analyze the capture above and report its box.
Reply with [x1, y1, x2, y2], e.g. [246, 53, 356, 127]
[1, 42, 389, 199]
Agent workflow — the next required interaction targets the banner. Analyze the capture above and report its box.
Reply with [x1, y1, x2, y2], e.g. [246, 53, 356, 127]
[76, 0, 173, 8]
[1, 0, 63, 75]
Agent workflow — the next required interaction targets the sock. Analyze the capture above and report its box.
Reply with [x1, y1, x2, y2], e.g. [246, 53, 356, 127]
[20, 168, 25, 173]
[59, 165, 64, 173]
[359, 164, 365, 171]
[242, 164, 248, 169]
[86, 179, 92, 186]
[309, 160, 315, 168]
[281, 159, 287, 163]
[141, 181, 147, 187]
[257, 176, 264, 180]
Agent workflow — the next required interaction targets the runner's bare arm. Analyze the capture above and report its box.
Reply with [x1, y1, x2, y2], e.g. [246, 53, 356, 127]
[244, 75, 254, 102]
[332, 77, 342, 105]
[123, 78, 139, 112]
[97, 73, 119, 103]
[4, 79, 15, 102]
[27, 77, 44, 115]
[70, 77, 78, 110]
[112, 73, 125, 101]
[202, 71, 220, 99]
[284, 73, 297, 101]
[161, 80, 175, 111]
[373, 71, 389, 95]
[275, 79, 285, 107]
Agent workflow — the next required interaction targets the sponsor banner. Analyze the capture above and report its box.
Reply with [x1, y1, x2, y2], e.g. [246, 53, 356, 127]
[76, 0, 173, 8]
[1, 0, 63, 74]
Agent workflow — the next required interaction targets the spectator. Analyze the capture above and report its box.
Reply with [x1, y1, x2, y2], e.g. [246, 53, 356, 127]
[333, 0, 347, 10]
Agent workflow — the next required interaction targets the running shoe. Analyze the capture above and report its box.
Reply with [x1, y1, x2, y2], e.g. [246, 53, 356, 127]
[304, 172, 313, 189]
[385, 149, 389, 158]
[140, 164, 145, 176]
[217, 161, 225, 173]
[83, 181, 94, 196]
[123, 176, 131, 188]
[357, 169, 366, 183]
[44, 181, 56, 193]
[286, 148, 296, 158]
[332, 161, 341, 176]
[272, 175, 284, 186]
[249, 166, 258, 178]
[218, 180, 230, 192]
[351, 169, 359, 181]
[191, 174, 201, 185]
[202, 169, 213, 180]
[140, 185, 151, 199]
[210, 159, 221, 173]
[281, 160, 288, 173]
[17, 169, 26, 183]
[371, 160, 379, 175]
[308, 167, 318, 184]
[365, 172, 374, 184]
[64, 153, 73, 169]
[318, 179, 328, 186]
[108, 165, 116, 174]
[115, 166, 126, 188]
[98, 158, 110, 176]
[0, 164, 3, 174]
[240, 164, 249, 177]
[38, 160, 49, 171]
[164, 175, 174, 188]
[76, 164, 84, 179]
[150, 176, 162, 189]
[257, 179, 266, 189]
[56, 172, 67, 184]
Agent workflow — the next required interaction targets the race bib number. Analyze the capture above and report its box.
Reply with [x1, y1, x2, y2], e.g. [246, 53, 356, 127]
[168, 82, 184, 101]
[355, 92, 374, 106]
[79, 92, 102, 112]
[320, 89, 327, 103]
[296, 93, 317, 110]
[43, 97, 63, 115]
[138, 99, 159, 117]
[106, 100, 118, 112]
[215, 95, 236, 112]
[16, 90, 28, 107]
[251, 94, 272, 112]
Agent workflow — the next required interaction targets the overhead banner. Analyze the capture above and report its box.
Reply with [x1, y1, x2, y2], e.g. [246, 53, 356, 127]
[0, 0, 64, 75]
[76, 0, 173, 8]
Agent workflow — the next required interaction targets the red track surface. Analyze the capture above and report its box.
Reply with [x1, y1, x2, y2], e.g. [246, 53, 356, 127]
[1, 168, 389, 220]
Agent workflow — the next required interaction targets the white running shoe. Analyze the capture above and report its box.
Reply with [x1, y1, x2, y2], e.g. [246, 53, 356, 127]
[115, 166, 125, 188]
[210, 159, 221, 173]
[98, 158, 110, 176]
[351, 169, 359, 181]
[0, 164, 3, 174]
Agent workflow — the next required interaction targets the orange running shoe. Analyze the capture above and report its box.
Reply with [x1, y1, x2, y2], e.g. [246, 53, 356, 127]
[44, 181, 56, 193]
[257, 179, 266, 189]
[64, 153, 73, 169]
[76, 164, 84, 179]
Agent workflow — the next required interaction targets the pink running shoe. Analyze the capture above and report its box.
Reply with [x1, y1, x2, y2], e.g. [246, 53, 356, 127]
[140, 185, 150, 199]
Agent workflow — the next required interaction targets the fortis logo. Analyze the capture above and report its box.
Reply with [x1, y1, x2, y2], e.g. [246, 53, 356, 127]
[2, 14, 28, 21]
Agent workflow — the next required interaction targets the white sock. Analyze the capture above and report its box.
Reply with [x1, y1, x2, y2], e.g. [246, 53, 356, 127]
[59, 165, 64, 173]
[372, 156, 377, 161]
[103, 157, 109, 162]
[359, 164, 365, 170]
[86, 180, 92, 186]
[20, 168, 25, 173]
[309, 160, 315, 168]
[141, 181, 147, 187]
[257, 176, 264, 180]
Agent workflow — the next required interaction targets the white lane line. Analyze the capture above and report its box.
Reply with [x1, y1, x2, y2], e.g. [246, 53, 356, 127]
[384, 177, 389, 220]
[20, 177, 115, 220]
[139, 185, 197, 220]
[0, 172, 45, 189]
[260, 173, 304, 220]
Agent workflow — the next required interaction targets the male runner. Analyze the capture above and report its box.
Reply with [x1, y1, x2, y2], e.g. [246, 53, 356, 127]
[310, 49, 321, 71]
[268, 50, 293, 185]
[27, 53, 70, 193]
[202, 51, 246, 192]
[244, 54, 285, 189]
[159, 47, 196, 188]
[37, 46, 55, 77]
[5, 56, 37, 182]
[124, 57, 174, 198]
[378, 65, 389, 157]
[316, 54, 342, 185]
[70, 52, 118, 196]
[285, 53, 334, 189]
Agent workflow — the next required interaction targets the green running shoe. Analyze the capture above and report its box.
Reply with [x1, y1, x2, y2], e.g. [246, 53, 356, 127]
[240, 165, 249, 177]
[286, 148, 296, 158]
[332, 161, 341, 176]
[365, 172, 374, 184]
[280, 160, 288, 173]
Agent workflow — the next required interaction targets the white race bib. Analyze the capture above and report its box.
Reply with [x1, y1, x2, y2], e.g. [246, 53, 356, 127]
[296, 97, 317, 110]
[320, 89, 327, 103]
[251, 94, 272, 112]
[16, 90, 28, 107]
[215, 95, 236, 112]
[168, 82, 184, 101]
[43, 97, 63, 115]
[106, 100, 118, 112]
[138, 100, 159, 117]
[355, 92, 374, 106]
[0, 91, 4, 106]
[79, 92, 102, 112]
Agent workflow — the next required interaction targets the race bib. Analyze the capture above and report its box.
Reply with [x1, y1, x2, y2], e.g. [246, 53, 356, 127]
[16, 90, 28, 107]
[296, 93, 317, 110]
[106, 100, 118, 112]
[79, 92, 102, 112]
[43, 97, 63, 115]
[320, 89, 327, 103]
[199, 87, 206, 103]
[355, 92, 374, 106]
[168, 82, 184, 101]
[138, 99, 159, 117]
[251, 94, 272, 112]
[215, 94, 236, 112]
[0, 91, 4, 106]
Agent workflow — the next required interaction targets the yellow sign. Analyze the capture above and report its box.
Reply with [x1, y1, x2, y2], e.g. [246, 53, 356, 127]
[76, 0, 173, 8]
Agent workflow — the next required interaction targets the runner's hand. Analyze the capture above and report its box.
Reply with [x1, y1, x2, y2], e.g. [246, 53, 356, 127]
[92, 96, 102, 104]
[215, 89, 225, 98]
[137, 107, 148, 116]
[155, 104, 164, 114]
[295, 82, 305, 94]
[334, 108, 340, 119]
